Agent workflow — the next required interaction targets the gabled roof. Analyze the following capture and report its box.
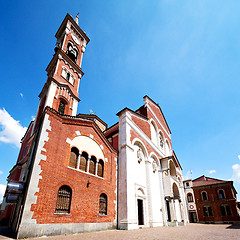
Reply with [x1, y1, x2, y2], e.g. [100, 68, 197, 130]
[192, 175, 232, 187]
[77, 113, 107, 128]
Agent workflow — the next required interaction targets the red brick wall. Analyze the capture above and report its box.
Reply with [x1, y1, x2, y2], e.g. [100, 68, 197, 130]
[193, 184, 240, 222]
[31, 110, 117, 224]
[131, 116, 151, 139]
[146, 109, 172, 149]
[112, 135, 118, 151]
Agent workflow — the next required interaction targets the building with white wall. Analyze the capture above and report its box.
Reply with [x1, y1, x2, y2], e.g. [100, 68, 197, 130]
[105, 96, 188, 229]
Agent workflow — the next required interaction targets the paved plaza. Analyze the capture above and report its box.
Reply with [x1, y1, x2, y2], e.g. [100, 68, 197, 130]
[0, 223, 240, 240]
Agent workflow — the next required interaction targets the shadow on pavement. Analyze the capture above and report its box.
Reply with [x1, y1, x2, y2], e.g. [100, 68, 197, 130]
[226, 224, 240, 229]
[0, 224, 14, 239]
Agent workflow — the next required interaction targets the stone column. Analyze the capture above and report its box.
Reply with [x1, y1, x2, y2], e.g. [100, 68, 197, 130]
[95, 159, 99, 175]
[171, 198, 178, 226]
[145, 158, 153, 227]
[77, 153, 81, 169]
[86, 156, 91, 172]
[158, 170, 167, 226]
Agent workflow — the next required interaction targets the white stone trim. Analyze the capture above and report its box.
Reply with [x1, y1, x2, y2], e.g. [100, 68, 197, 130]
[66, 138, 72, 144]
[75, 131, 81, 136]
[18, 222, 116, 239]
[18, 114, 51, 227]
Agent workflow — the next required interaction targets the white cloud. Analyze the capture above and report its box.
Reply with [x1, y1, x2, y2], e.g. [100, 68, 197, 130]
[208, 170, 216, 174]
[232, 164, 240, 185]
[183, 170, 192, 180]
[0, 170, 3, 175]
[0, 184, 6, 203]
[238, 155, 240, 160]
[31, 116, 35, 121]
[0, 108, 27, 148]
[20, 93, 23, 98]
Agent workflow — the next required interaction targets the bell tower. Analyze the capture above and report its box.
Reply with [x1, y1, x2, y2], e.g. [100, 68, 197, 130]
[34, 14, 90, 129]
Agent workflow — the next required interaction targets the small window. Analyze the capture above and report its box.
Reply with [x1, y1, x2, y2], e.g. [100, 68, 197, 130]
[186, 182, 189, 187]
[66, 42, 78, 63]
[221, 205, 226, 216]
[221, 205, 232, 217]
[58, 100, 66, 115]
[187, 193, 193, 202]
[80, 152, 88, 172]
[203, 207, 208, 217]
[201, 191, 208, 201]
[99, 193, 107, 215]
[89, 156, 96, 175]
[208, 207, 213, 216]
[159, 133, 164, 148]
[203, 206, 213, 217]
[69, 147, 79, 168]
[226, 205, 232, 216]
[55, 185, 72, 214]
[97, 159, 104, 177]
[218, 189, 225, 200]
[66, 72, 70, 81]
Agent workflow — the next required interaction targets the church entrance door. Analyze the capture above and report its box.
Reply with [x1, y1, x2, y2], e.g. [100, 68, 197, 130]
[166, 200, 171, 222]
[189, 211, 197, 223]
[137, 199, 144, 225]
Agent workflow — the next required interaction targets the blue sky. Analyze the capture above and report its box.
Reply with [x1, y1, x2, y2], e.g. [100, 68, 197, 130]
[1, 0, 240, 201]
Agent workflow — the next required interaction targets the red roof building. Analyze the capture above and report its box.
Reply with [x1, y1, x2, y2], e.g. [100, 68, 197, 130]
[191, 175, 240, 224]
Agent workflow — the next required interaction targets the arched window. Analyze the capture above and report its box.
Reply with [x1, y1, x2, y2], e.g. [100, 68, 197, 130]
[80, 152, 88, 172]
[55, 185, 72, 214]
[58, 100, 66, 115]
[150, 121, 158, 145]
[66, 42, 78, 63]
[97, 159, 104, 177]
[66, 72, 70, 81]
[89, 156, 96, 175]
[69, 147, 79, 168]
[187, 193, 193, 202]
[159, 132, 164, 149]
[218, 189, 225, 199]
[169, 161, 176, 177]
[173, 183, 180, 199]
[165, 140, 171, 156]
[99, 193, 107, 215]
[201, 191, 208, 201]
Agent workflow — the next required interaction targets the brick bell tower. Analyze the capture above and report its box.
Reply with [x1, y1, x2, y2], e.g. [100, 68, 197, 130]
[34, 14, 90, 129]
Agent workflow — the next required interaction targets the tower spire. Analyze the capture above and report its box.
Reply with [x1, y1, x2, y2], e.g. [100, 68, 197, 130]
[74, 13, 79, 25]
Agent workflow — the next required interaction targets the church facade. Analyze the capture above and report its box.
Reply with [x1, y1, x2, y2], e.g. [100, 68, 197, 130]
[0, 14, 188, 238]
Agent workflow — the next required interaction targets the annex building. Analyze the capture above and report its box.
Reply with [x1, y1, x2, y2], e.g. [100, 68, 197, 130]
[184, 176, 240, 224]
[0, 14, 188, 238]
